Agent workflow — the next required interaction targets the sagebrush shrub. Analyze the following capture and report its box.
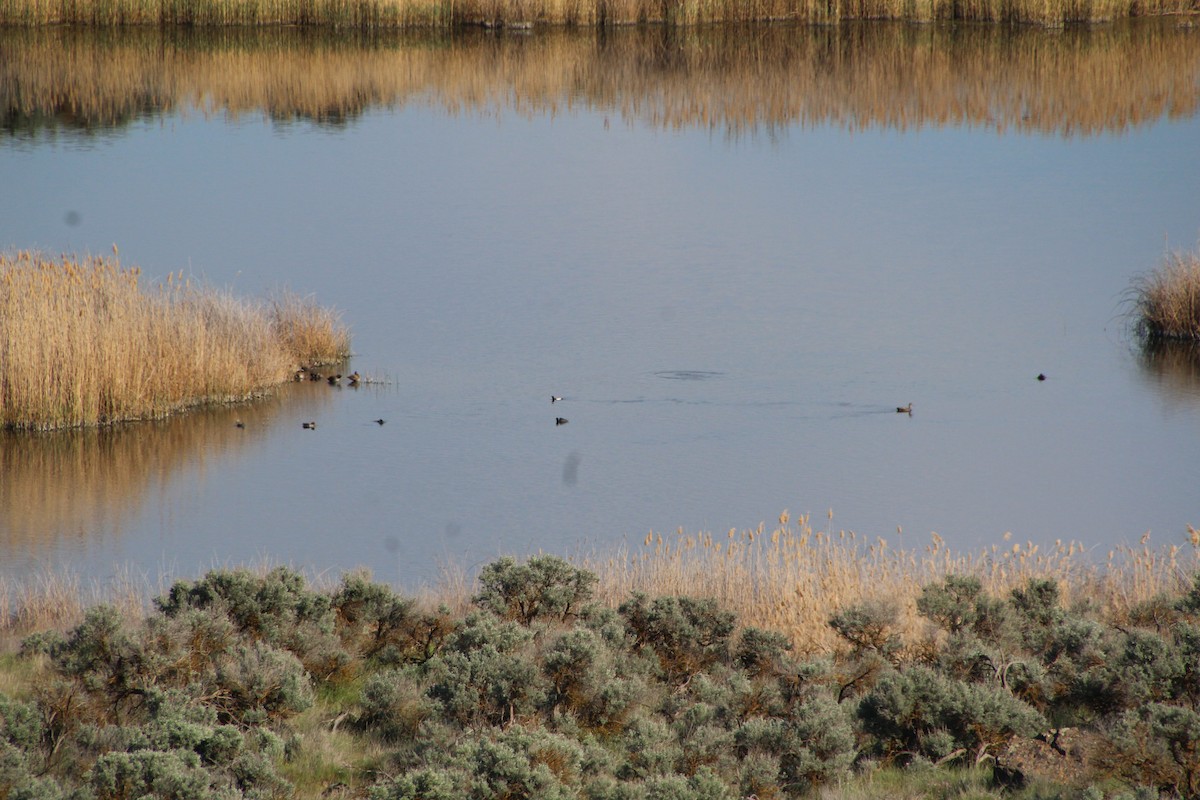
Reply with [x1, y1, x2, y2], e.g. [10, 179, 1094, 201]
[474, 556, 598, 625]
[620, 594, 735, 684]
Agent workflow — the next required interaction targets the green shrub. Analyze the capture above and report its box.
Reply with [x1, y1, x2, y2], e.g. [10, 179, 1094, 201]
[155, 567, 350, 684]
[828, 598, 903, 663]
[213, 642, 314, 724]
[474, 556, 598, 625]
[858, 665, 1046, 763]
[916, 575, 985, 635]
[88, 749, 216, 800]
[333, 572, 418, 662]
[543, 627, 639, 733]
[734, 694, 855, 792]
[357, 668, 433, 742]
[734, 628, 792, 678]
[1100, 703, 1200, 798]
[426, 611, 546, 727]
[620, 595, 735, 685]
[368, 767, 463, 800]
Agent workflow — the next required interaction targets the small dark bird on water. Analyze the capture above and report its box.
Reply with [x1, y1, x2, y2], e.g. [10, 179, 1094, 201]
[348, 371, 361, 385]
[308, 371, 322, 381]
[555, 417, 568, 425]
[302, 421, 317, 429]
[1037, 373, 1046, 381]
[374, 419, 386, 425]
[896, 403, 912, 414]
[328, 374, 342, 385]
[235, 421, 245, 429]
[551, 395, 562, 403]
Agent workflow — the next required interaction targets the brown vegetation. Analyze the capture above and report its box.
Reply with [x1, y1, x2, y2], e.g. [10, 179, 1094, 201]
[1, 22, 1198, 139]
[582, 511, 1200, 653]
[0, 250, 349, 430]
[1133, 247, 1200, 341]
[0, 0, 1193, 28]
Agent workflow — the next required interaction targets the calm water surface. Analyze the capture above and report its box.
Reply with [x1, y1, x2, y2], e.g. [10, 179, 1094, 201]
[2, 24, 1199, 589]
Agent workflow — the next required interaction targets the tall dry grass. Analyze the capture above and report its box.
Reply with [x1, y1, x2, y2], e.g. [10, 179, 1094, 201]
[0, 0, 1193, 28]
[2, 23, 1197, 141]
[0, 250, 349, 430]
[1132, 247, 1200, 341]
[4, 516, 1196, 656]
[582, 511, 1200, 654]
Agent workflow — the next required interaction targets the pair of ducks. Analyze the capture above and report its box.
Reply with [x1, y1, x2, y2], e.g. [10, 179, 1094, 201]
[894, 375, 1043, 416]
[300, 417, 384, 430]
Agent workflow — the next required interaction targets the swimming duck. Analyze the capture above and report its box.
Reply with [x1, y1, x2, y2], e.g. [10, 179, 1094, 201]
[896, 403, 912, 414]
[555, 417, 569, 425]
[551, 395, 562, 403]
[348, 371, 361, 385]
[374, 419, 386, 425]
[327, 374, 342, 386]
[302, 421, 317, 430]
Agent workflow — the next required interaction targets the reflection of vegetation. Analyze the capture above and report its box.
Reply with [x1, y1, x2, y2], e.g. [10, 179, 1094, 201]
[0, 384, 335, 554]
[0, 252, 349, 430]
[1138, 338, 1200, 407]
[5, 551, 1200, 798]
[1, 22, 1197, 140]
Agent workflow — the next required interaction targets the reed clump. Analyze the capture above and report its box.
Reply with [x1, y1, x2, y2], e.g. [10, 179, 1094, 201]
[583, 511, 1200, 654]
[1132, 246, 1200, 342]
[0, 250, 349, 430]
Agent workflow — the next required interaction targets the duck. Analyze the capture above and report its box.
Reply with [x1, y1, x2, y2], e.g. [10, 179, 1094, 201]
[327, 374, 342, 386]
[235, 420, 245, 429]
[1037, 373, 1046, 381]
[551, 395, 562, 403]
[896, 403, 912, 414]
[373, 419, 386, 426]
[302, 421, 317, 430]
[348, 371, 361, 385]
[308, 371, 323, 381]
[555, 417, 569, 425]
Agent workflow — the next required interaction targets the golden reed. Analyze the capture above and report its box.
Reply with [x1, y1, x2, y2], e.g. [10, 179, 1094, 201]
[1133, 248, 1200, 342]
[2, 23, 1197, 140]
[0, 0, 1193, 27]
[0, 250, 349, 430]
[582, 511, 1200, 654]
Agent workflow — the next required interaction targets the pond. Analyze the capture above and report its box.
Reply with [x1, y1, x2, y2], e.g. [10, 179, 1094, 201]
[2, 21, 1199, 590]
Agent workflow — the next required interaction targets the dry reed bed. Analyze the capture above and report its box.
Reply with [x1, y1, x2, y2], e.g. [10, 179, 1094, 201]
[4, 515, 1196, 656]
[583, 512, 1200, 653]
[0, 250, 349, 430]
[2, 23, 1198, 138]
[1132, 247, 1200, 341]
[0, 0, 1193, 28]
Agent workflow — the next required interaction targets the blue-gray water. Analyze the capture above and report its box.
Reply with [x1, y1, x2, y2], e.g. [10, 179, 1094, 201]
[2, 24, 1199, 589]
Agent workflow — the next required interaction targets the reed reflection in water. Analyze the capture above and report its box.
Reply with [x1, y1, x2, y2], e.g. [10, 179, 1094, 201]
[1137, 340, 1200, 410]
[1, 21, 1198, 141]
[0, 383, 336, 568]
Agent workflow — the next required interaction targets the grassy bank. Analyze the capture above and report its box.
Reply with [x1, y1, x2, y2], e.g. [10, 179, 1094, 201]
[0, 250, 350, 430]
[1133, 247, 1200, 342]
[2, 535, 1200, 799]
